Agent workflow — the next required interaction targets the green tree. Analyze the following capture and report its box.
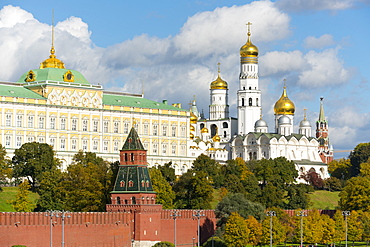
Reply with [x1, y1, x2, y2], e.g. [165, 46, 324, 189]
[35, 169, 65, 211]
[62, 151, 113, 211]
[9, 180, 35, 212]
[285, 184, 312, 209]
[149, 167, 175, 209]
[261, 213, 286, 245]
[251, 157, 298, 190]
[258, 183, 285, 208]
[349, 142, 370, 177]
[347, 210, 363, 244]
[0, 144, 11, 189]
[320, 214, 335, 244]
[12, 142, 59, 191]
[333, 210, 345, 243]
[328, 158, 351, 180]
[223, 212, 248, 247]
[324, 177, 343, 191]
[339, 176, 370, 211]
[192, 154, 222, 187]
[359, 158, 370, 177]
[245, 215, 262, 245]
[215, 193, 265, 227]
[173, 170, 213, 209]
[304, 209, 324, 244]
[158, 162, 176, 185]
[361, 211, 370, 243]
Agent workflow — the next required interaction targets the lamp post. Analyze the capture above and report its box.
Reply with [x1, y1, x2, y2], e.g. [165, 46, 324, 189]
[343, 211, 350, 247]
[56, 210, 71, 247]
[193, 210, 205, 247]
[296, 211, 308, 247]
[170, 210, 181, 247]
[45, 210, 59, 247]
[266, 211, 276, 247]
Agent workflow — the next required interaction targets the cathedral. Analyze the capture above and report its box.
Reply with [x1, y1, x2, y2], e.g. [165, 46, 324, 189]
[189, 24, 333, 181]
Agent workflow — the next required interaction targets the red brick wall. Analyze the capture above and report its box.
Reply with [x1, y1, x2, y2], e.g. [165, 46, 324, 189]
[0, 209, 217, 247]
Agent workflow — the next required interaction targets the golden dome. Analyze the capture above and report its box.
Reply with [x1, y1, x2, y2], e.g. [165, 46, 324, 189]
[274, 86, 295, 115]
[212, 134, 221, 142]
[210, 75, 228, 90]
[201, 127, 209, 133]
[40, 46, 65, 69]
[190, 125, 195, 131]
[190, 133, 194, 139]
[210, 63, 228, 90]
[190, 112, 198, 124]
[240, 24, 258, 58]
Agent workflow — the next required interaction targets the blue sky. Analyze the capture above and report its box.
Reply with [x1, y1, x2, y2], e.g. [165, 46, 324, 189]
[0, 0, 369, 158]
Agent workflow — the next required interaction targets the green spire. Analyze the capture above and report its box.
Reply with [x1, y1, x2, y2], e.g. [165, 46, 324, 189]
[122, 127, 144, 150]
[318, 97, 327, 123]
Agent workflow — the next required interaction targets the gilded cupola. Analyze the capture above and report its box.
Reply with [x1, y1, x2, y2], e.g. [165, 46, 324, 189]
[210, 63, 228, 90]
[240, 22, 259, 58]
[40, 20, 65, 69]
[274, 84, 295, 115]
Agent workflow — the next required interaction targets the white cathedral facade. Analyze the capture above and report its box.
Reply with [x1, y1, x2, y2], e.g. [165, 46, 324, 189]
[189, 25, 332, 181]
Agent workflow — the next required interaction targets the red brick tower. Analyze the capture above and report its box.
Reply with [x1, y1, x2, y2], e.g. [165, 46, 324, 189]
[106, 127, 162, 246]
[316, 97, 334, 164]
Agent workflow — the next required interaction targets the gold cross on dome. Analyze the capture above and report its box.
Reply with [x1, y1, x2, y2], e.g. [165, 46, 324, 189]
[217, 62, 221, 74]
[246, 22, 252, 33]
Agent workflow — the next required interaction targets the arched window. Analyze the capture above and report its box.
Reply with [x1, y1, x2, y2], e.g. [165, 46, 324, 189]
[117, 197, 121, 205]
[132, 196, 136, 205]
[256, 98, 259, 106]
[125, 153, 128, 161]
[223, 122, 228, 128]
[249, 98, 252, 106]
[131, 153, 134, 161]
[200, 123, 205, 129]
[224, 131, 227, 137]
[242, 98, 245, 106]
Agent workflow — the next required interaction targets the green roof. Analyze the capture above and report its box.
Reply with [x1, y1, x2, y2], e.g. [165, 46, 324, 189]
[0, 84, 46, 99]
[295, 159, 327, 166]
[17, 68, 91, 85]
[103, 93, 187, 111]
[112, 165, 155, 193]
[121, 127, 145, 150]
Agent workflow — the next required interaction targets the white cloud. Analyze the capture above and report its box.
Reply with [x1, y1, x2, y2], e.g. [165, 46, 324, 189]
[304, 34, 335, 49]
[298, 48, 350, 87]
[0, 5, 35, 28]
[276, 0, 356, 12]
[259, 50, 307, 76]
[173, 1, 290, 58]
[56, 17, 91, 44]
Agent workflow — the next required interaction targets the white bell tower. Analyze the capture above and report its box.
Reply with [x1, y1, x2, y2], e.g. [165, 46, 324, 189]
[237, 22, 261, 135]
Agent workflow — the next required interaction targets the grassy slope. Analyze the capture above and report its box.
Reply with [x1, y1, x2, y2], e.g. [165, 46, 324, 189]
[0, 187, 39, 212]
[308, 190, 340, 210]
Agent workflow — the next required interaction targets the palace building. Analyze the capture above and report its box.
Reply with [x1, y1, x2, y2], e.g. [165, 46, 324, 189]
[0, 35, 194, 174]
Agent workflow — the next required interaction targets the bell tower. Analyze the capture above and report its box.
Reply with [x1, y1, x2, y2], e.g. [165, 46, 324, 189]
[237, 22, 261, 135]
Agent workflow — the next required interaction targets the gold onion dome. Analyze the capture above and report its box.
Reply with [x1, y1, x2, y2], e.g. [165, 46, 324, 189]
[190, 125, 195, 131]
[190, 113, 198, 124]
[190, 133, 194, 139]
[274, 86, 295, 115]
[40, 46, 65, 69]
[210, 75, 228, 90]
[201, 127, 209, 133]
[210, 63, 228, 90]
[212, 134, 221, 142]
[240, 24, 258, 58]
